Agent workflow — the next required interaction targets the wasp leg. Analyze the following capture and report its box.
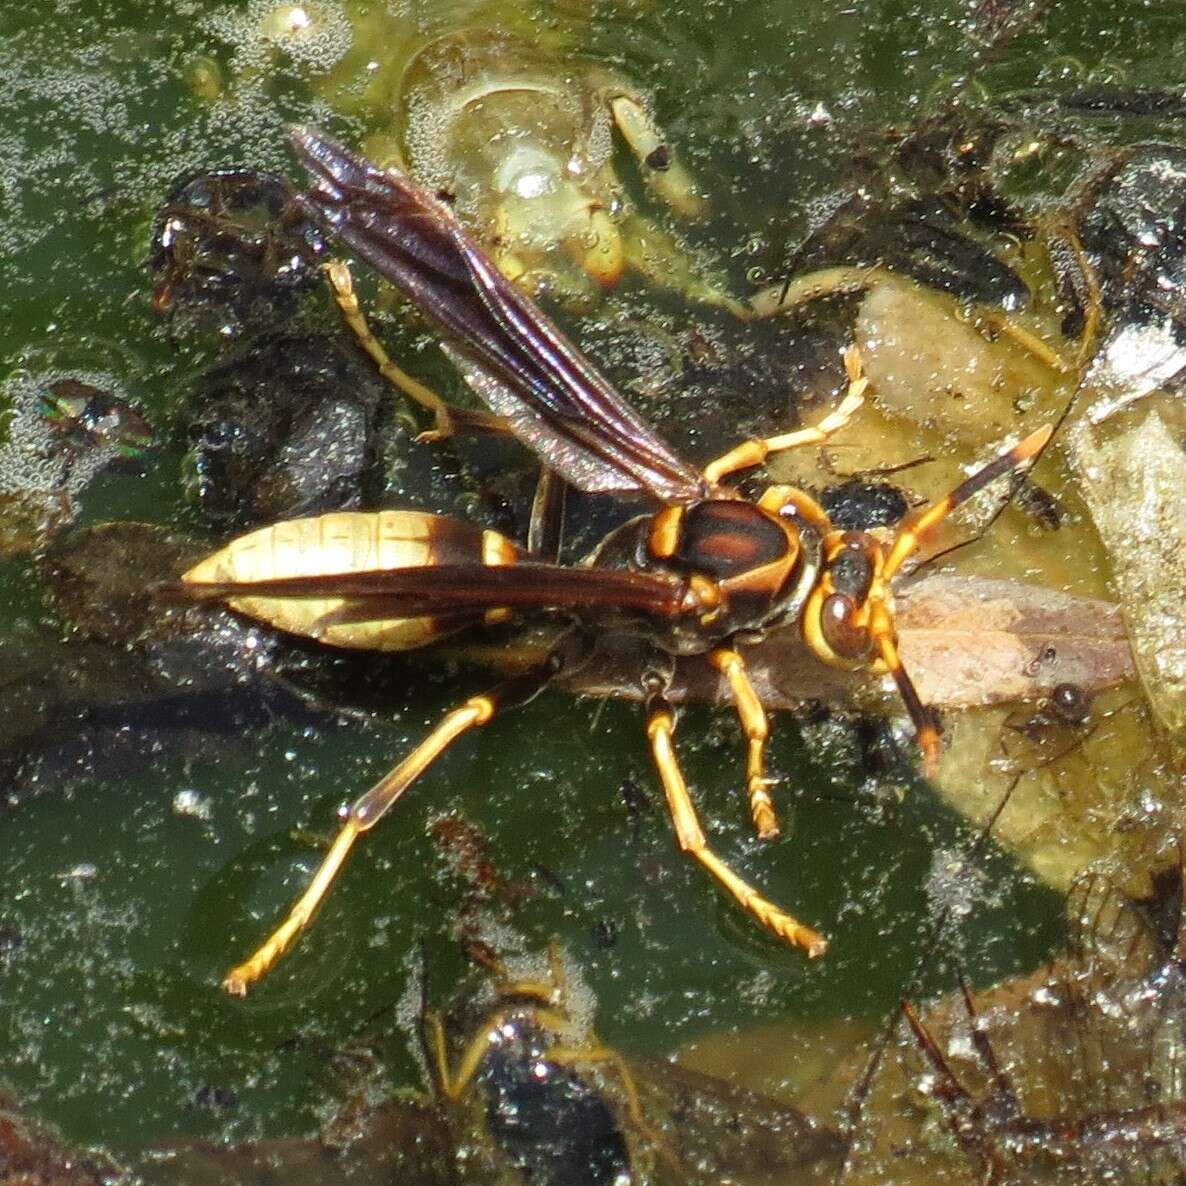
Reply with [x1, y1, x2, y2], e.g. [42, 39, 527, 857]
[223, 648, 583, 996]
[703, 347, 867, 485]
[430, 1003, 574, 1101]
[527, 466, 567, 561]
[489, 938, 568, 1010]
[324, 259, 508, 443]
[644, 692, 827, 957]
[1044, 219, 1104, 370]
[708, 648, 778, 840]
[869, 423, 1053, 774]
[608, 93, 707, 221]
[547, 1041, 675, 1161]
[423, 1009, 454, 1098]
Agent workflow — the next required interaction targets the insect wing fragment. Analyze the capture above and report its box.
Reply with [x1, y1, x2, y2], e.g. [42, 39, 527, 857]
[183, 563, 687, 623]
[292, 127, 707, 504]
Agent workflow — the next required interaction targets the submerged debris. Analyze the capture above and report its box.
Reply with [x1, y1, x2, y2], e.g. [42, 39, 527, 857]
[148, 168, 326, 335]
[184, 332, 385, 526]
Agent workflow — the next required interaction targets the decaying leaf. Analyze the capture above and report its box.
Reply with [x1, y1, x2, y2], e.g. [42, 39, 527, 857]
[893, 574, 1132, 707]
[853, 275, 1067, 448]
[1069, 409, 1186, 735]
[559, 574, 1134, 712]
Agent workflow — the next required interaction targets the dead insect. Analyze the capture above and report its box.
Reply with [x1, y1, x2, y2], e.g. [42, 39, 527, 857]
[424, 945, 845, 1186]
[148, 167, 326, 332]
[165, 129, 1052, 995]
[39, 378, 152, 461]
[424, 947, 647, 1186]
[896, 858, 1186, 1184]
[902, 979, 1186, 1183]
[1000, 680, 1095, 766]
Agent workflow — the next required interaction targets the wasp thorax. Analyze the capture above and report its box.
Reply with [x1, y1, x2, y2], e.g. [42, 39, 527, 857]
[671, 501, 792, 579]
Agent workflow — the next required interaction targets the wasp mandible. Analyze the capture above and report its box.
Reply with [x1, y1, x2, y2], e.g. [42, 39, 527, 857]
[170, 129, 1051, 996]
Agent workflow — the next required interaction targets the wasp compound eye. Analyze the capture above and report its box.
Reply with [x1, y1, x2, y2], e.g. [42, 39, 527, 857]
[820, 592, 872, 660]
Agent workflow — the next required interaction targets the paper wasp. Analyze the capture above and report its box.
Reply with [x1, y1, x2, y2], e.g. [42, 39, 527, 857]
[168, 129, 1051, 996]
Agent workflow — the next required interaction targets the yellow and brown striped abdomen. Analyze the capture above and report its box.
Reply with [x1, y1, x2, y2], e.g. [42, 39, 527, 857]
[182, 511, 521, 651]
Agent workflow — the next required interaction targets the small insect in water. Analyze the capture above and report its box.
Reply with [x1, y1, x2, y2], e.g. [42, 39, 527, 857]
[425, 947, 646, 1186]
[39, 378, 152, 461]
[165, 129, 1052, 995]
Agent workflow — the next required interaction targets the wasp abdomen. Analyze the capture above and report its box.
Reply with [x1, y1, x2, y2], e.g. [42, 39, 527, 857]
[182, 510, 521, 651]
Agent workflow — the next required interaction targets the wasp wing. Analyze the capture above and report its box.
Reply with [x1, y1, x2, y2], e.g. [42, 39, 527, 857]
[169, 562, 686, 623]
[292, 127, 707, 505]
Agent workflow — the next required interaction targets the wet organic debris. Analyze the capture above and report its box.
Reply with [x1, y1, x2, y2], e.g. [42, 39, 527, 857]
[184, 331, 387, 526]
[123, 939, 844, 1186]
[1069, 410, 1186, 735]
[9, 0, 1186, 1173]
[421, 945, 845, 1186]
[819, 855, 1186, 1184]
[0, 1090, 117, 1186]
[200, 5, 734, 311]
[0, 365, 152, 557]
[0, 521, 333, 804]
[148, 167, 326, 335]
[1067, 145, 1186, 425]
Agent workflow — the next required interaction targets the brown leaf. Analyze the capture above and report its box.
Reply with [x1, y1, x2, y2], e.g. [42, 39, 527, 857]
[558, 575, 1134, 711]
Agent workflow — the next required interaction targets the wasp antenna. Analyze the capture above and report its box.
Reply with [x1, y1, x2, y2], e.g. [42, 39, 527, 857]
[882, 424, 1054, 582]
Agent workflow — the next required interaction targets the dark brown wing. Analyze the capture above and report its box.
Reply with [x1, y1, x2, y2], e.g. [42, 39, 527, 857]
[165, 562, 687, 623]
[291, 127, 707, 505]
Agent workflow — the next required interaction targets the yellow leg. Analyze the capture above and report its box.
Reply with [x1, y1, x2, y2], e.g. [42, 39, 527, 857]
[324, 259, 506, 443]
[869, 602, 941, 776]
[434, 1000, 574, 1100]
[708, 648, 778, 840]
[1048, 221, 1103, 370]
[703, 347, 867, 485]
[547, 1041, 677, 1163]
[222, 694, 497, 996]
[757, 484, 833, 534]
[490, 939, 569, 1009]
[424, 1009, 453, 1097]
[644, 699, 827, 957]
